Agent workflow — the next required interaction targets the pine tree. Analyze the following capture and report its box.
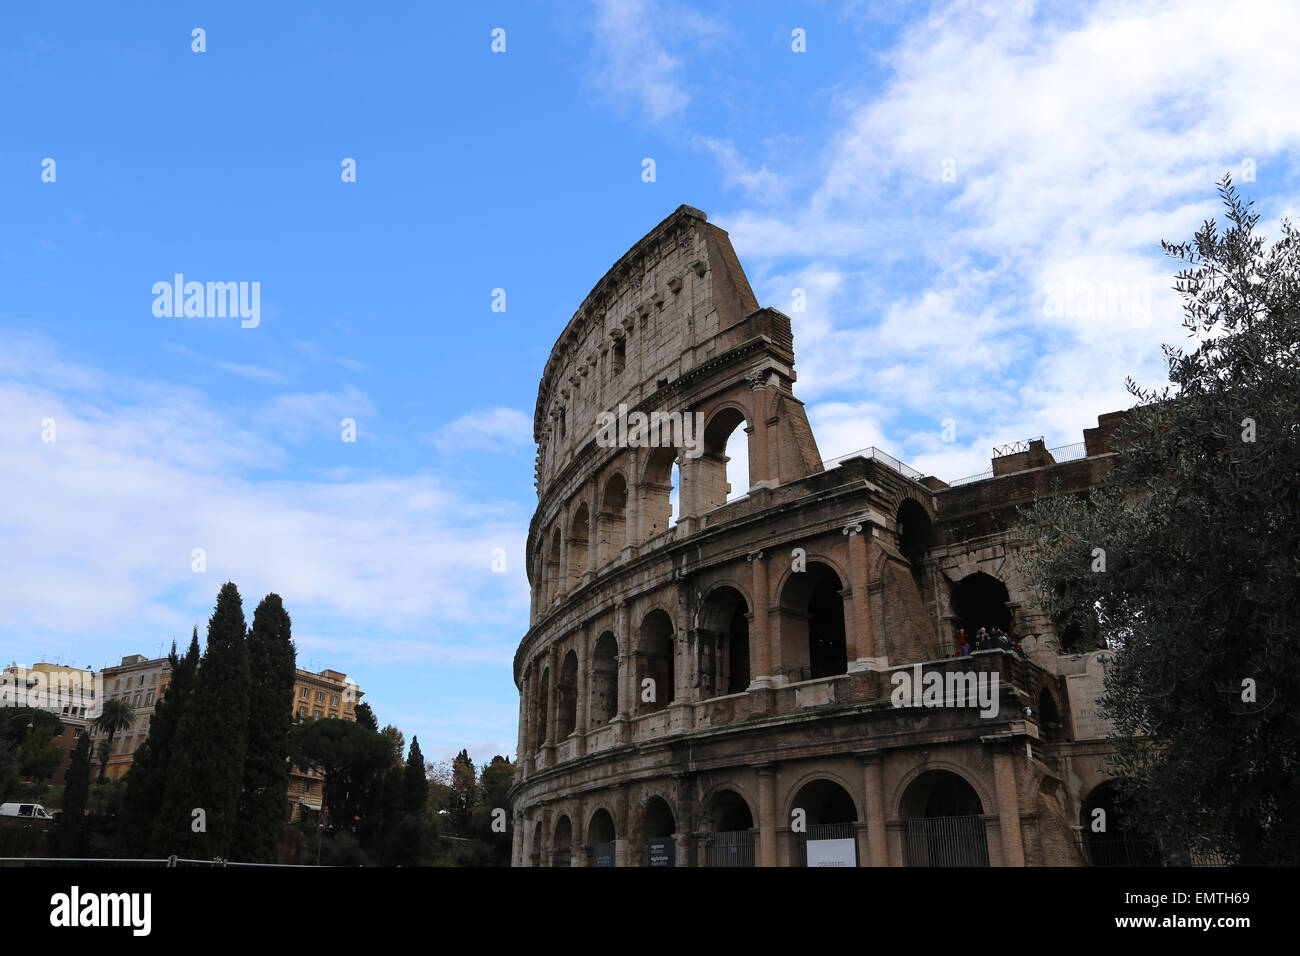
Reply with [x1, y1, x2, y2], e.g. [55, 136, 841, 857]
[56, 733, 92, 857]
[232, 594, 296, 863]
[157, 582, 250, 859]
[122, 631, 199, 855]
[403, 737, 427, 816]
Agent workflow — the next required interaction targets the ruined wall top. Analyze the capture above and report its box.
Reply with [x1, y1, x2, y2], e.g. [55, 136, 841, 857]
[531, 205, 765, 496]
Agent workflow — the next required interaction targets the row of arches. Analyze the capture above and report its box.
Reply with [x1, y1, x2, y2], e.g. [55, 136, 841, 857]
[536, 407, 751, 609]
[527, 769, 992, 867]
[527, 563, 857, 750]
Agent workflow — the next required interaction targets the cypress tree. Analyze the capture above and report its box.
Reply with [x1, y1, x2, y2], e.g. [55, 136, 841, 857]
[122, 631, 200, 855]
[57, 733, 92, 857]
[232, 593, 296, 862]
[157, 582, 250, 859]
[403, 737, 427, 816]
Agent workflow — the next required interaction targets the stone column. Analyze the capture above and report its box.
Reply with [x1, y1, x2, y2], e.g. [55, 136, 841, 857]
[613, 785, 630, 867]
[575, 628, 589, 756]
[860, 752, 889, 867]
[992, 746, 1026, 867]
[571, 796, 587, 867]
[544, 647, 559, 750]
[757, 764, 778, 868]
[540, 805, 553, 868]
[747, 550, 772, 687]
[847, 524, 882, 668]
[522, 668, 536, 773]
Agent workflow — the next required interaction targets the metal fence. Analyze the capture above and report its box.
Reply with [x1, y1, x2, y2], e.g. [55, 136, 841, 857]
[795, 823, 858, 867]
[904, 816, 990, 867]
[822, 447, 926, 482]
[706, 830, 755, 868]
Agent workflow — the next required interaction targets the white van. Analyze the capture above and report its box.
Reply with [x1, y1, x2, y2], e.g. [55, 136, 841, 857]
[0, 802, 54, 820]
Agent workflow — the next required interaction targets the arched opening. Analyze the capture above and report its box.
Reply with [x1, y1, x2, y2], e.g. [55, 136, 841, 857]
[588, 807, 617, 867]
[589, 631, 619, 725]
[640, 796, 676, 867]
[536, 666, 549, 750]
[900, 770, 989, 867]
[641, 447, 678, 540]
[546, 528, 562, 605]
[530, 822, 542, 867]
[598, 474, 628, 567]
[1037, 688, 1065, 743]
[1081, 782, 1160, 866]
[556, 650, 578, 739]
[897, 499, 934, 587]
[791, 779, 859, 867]
[636, 610, 675, 714]
[951, 572, 1012, 638]
[552, 815, 572, 867]
[569, 503, 589, 589]
[697, 586, 750, 698]
[701, 407, 750, 511]
[777, 562, 847, 682]
[706, 789, 755, 867]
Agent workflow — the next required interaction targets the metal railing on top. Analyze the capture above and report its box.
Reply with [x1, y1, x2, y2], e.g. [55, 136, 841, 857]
[821, 446, 925, 482]
[947, 440, 1092, 487]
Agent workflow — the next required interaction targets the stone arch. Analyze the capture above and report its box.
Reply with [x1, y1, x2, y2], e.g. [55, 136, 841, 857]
[783, 769, 864, 825]
[776, 559, 848, 682]
[568, 502, 590, 589]
[589, 630, 619, 725]
[897, 768, 990, 867]
[586, 805, 618, 866]
[598, 471, 628, 566]
[951, 571, 1012, 636]
[696, 584, 751, 697]
[635, 608, 675, 714]
[891, 761, 994, 820]
[556, 649, 578, 739]
[545, 526, 562, 605]
[896, 497, 934, 586]
[705, 786, 756, 832]
[700, 403, 751, 511]
[1037, 686, 1066, 743]
[536, 665, 550, 749]
[638, 795, 677, 866]
[552, 814, 573, 867]
[1080, 780, 1160, 866]
[787, 774, 861, 867]
[640, 446, 680, 540]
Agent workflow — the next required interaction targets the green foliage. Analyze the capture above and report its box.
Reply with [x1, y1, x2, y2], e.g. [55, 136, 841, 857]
[290, 717, 391, 836]
[451, 748, 477, 811]
[1019, 177, 1300, 864]
[380, 725, 404, 767]
[120, 632, 199, 855]
[157, 581, 251, 858]
[56, 733, 93, 856]
[232, 594, 297, 863]
[18, 724, 62, 781]
[404, 737, 428, 816]
[354, 702, 378, 732]
[384, 813, 437, 866]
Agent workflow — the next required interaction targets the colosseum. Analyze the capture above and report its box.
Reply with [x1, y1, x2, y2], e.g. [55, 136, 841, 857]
[509, 204, 1137, 867]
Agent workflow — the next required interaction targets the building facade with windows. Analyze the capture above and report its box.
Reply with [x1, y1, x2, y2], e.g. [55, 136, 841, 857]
[288, 668, 363, 822]
[91, 654, 171, 781]
[510, 206, 1131, 867]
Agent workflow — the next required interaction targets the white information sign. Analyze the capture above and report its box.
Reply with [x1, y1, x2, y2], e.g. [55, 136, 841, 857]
[807, 837, 856, 867]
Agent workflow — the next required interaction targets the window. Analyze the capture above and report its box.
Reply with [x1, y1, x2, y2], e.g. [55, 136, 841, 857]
[613, 336, 626, 374]
[315, 691, 324, 703]
[112, 679, 119, 691]
[329, 711, 337, 719]
[134, 694, 141, 707]
[150, 673, 157, 684]
[138, 675, 144, 687]
[298, 706, 306, 717]
[146, 692, 154, 704]
[331, 694, 339, 706]
[313, 709, 323, 719]
[300, 688, 308, 699]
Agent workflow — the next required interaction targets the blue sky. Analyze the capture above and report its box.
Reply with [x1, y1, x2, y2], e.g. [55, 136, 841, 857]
[3, 0, 1299, 765]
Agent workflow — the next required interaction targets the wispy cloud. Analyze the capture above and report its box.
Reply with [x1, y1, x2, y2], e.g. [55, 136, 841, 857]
[430, 407, 534, 455]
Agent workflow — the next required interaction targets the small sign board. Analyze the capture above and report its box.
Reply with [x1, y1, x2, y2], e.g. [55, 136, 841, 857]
[806, 837, 856, 867]
[647, 837, 676, 868]
[593, 841, 616, 867]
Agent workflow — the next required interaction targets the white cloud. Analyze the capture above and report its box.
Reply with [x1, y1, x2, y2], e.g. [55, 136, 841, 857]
[431, 407, 534, 455]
